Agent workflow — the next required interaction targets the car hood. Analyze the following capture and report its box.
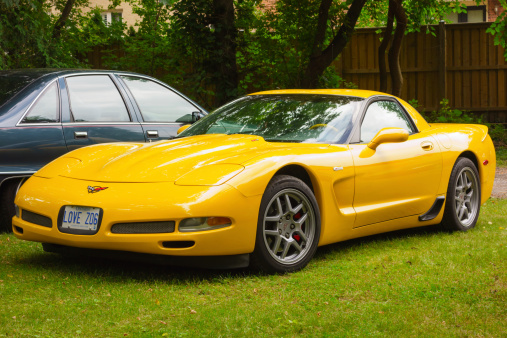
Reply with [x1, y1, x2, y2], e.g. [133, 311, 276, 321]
[52, 134, 276, 183]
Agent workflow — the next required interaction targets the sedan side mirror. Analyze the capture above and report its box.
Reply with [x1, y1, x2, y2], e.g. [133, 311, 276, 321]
[367, 127, 409, 150]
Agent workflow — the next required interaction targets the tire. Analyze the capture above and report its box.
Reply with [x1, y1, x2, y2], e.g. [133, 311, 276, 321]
[0, 178, 26, 233]
[251, 175, 321, 273]
[441, 158, 481, 231]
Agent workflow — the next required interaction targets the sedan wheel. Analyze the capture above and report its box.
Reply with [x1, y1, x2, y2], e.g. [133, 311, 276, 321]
[252, 175, 320, 273]
[442, 158, 481, 231]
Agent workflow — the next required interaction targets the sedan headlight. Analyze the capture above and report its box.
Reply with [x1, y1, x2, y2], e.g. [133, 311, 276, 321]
[179, 217, 232, 232]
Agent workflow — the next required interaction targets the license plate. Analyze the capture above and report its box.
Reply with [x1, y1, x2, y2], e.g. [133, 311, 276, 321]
[61, 206, 101, 231]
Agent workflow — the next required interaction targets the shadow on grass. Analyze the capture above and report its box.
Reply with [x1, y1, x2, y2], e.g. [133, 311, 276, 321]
[12, 223, 445, 282]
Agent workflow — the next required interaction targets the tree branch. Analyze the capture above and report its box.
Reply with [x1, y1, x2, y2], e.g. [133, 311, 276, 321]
[379, 0, 394, 93]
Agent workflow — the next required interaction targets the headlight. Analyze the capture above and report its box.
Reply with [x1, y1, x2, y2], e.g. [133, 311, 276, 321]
[14, 204, 20, 218]
[179, 217, 232, 232]
[175, 164, 244, 186]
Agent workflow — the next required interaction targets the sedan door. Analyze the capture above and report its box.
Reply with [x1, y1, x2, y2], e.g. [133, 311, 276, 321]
[117, 75, 204, 140]
[2, 81, 67, 173]
[349, 99, 442, 228]
[60, 74, 146, 151]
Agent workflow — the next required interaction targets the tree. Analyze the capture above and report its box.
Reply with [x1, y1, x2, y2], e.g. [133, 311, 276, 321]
[302, 0, 367, 88]
[369, 0, 480, 96]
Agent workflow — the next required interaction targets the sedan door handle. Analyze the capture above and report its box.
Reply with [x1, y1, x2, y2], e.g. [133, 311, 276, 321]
[74, 131, 88, 139]
[421, 141, 433, 151]
[146, 130, 159, 138]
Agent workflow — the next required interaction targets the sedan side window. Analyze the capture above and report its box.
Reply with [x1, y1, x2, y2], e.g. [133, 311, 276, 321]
[360, 101, 415, 143]
[21, 82, 59, 123]
[66, 75, 130, 122]
[121, 76, 198, 123]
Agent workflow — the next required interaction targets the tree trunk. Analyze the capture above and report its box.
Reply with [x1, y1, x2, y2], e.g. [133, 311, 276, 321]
[379, 0, 394, 93]
[388, 0, 407, 97]
[211, 0, 238, 106]
[302, 0, 367, 88]
[52, 0, 76, 41]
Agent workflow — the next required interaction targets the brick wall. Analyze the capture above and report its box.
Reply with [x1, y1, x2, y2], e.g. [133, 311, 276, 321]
[488, 0, 505, 21]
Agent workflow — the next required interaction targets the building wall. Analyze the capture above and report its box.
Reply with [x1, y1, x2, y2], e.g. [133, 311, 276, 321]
[86, 0, 140, 27]
[488, 0, 506, 21]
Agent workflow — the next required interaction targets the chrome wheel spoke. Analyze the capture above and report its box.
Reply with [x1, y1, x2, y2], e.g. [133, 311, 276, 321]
[281, 241, 291, 259]
[294, 213, 308, 226]
[265, 230, 279, 236]
[276, 197, 283, 215]
[458, 205, 466, 220]
[284, 194, 292, 213]
[297, 230, 308, 242]
[292, 240, 303, 253]
[292, 201, 303, 214]
[272, 235, 282, 253]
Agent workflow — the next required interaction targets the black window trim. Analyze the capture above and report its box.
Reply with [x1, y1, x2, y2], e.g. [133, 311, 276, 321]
[16, 79, 61, 127]
[116, 74, 202, 124]
[64, 73, 135, 123]
[347, 95, 419, 144]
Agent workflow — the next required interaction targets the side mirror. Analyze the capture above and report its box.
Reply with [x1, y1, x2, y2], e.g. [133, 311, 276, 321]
[367, 127, 409, 150]
[177, 124, 191, 135]
[191, 111, 205, 123]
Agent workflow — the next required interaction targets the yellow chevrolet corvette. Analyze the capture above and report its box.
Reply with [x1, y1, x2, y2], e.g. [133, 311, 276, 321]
[12, 90, 496, 272]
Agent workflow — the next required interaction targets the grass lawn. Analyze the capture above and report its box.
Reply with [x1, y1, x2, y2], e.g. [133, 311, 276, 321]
[0, 200, 505, 337]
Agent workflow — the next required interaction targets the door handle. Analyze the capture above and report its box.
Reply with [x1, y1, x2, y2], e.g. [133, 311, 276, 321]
[421, 141, 433, 151]
[146, 130, 159, 138]
[74, 131, 88, 139]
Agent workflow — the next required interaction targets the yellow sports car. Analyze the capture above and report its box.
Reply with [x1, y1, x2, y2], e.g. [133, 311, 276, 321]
[12, 90, 496, 272]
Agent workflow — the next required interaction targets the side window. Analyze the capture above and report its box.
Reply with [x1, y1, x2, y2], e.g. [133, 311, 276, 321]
[121, 76, 197, 123]
[22, 82, 59, 123]
[66, 75, 130, 122]
[360, 101, 415, 143]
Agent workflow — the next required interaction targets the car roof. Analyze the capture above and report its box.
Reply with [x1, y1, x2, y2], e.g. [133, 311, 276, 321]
[248, 89, 393, 99]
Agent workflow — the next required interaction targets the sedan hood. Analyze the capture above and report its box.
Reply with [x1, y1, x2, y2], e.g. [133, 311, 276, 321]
[56, 134, 274, 183]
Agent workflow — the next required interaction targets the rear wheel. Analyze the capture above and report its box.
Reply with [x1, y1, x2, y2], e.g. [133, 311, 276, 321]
[441, 158, 481, 231]
[0, 178, 26, 233]
[251, 175, 320, 273]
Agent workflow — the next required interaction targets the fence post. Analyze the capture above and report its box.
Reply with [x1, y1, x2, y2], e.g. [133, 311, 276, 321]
[438, 20, 447, 107]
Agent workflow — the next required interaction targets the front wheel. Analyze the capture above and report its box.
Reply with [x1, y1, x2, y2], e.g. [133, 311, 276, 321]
[441, 157, 481, 231]
[251, 175, 321, 273]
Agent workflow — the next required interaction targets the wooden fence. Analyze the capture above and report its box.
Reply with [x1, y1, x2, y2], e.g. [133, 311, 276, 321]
[336, 22, 507, 123]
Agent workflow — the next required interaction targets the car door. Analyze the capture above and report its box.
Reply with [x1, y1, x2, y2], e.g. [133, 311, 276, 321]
[5, 80, 67, 172]
[60, 74, 146, 151]
[117, 75, 204, 140]
[349, 98, 442, 228]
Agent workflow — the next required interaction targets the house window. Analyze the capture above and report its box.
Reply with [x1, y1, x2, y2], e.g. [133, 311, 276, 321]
[447, 5, 486, 23]
[101, 11, 122, 26]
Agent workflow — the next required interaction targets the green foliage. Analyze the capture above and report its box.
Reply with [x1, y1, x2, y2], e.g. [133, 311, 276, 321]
[0, 0, 128, 70]
[486, 0, 507, 60]
[420, 99, 506, 145]
[237, 0, 351, 91]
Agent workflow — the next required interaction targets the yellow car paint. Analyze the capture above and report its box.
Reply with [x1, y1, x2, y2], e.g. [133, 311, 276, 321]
[12, 89, 496, 262]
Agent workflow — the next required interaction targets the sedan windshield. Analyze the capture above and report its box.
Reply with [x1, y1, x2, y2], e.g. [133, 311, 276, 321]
[179, 94, 363, 143]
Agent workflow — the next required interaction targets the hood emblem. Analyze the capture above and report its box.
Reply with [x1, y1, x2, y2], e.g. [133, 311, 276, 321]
[88, 186, 108, 194]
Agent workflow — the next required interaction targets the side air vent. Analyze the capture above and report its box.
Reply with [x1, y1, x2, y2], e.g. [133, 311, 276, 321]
[162, 241, 195, 249]
[111, 221, 175, 234]
[22, 210, 52, 228]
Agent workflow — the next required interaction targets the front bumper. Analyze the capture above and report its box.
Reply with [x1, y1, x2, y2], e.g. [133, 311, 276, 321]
[13, 176, 261, 257]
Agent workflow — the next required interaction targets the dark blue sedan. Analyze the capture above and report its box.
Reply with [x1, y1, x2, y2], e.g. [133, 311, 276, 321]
[0, 69, 207, 232]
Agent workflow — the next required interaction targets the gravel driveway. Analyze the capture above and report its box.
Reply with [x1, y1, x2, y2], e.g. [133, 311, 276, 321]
[492, 167, 507, 199]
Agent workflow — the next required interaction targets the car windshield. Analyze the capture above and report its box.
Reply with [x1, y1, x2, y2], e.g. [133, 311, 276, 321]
[0, 70, 47, 109]
[179, 94, 363, 143]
